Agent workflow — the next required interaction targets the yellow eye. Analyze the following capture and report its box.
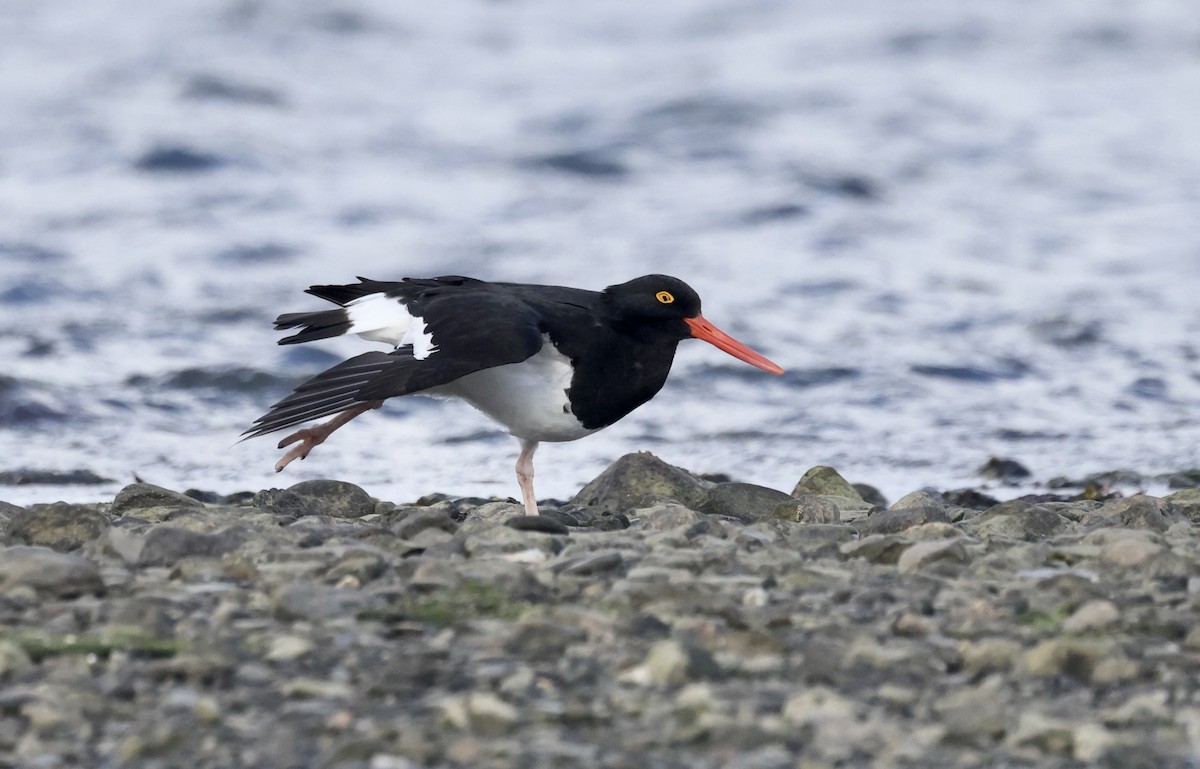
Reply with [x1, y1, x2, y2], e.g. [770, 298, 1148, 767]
[656, 291, 675, 304]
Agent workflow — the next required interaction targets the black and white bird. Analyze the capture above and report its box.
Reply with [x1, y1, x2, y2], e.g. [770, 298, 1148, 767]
[243, 275, 783, 515]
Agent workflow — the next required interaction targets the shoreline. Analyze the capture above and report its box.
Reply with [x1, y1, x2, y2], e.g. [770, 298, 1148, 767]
[2, 452, 1199, 767]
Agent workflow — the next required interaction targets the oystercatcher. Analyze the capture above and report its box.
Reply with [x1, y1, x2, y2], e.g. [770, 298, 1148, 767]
[243, 275, 783, 515]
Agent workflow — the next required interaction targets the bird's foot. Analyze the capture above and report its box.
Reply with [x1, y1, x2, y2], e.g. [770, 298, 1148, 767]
[274, 426, 330, 472]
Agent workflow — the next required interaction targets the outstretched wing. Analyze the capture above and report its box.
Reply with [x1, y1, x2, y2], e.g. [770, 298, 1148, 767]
[243, 290, 546, 439]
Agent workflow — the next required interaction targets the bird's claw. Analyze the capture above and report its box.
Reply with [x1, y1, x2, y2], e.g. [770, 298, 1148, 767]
[274, 428, 323, 472]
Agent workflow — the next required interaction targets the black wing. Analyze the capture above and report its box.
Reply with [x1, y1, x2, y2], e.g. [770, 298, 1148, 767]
[243, 290, 545, 439]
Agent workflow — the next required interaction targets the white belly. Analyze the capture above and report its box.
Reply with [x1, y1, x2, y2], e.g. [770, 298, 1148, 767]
[432, 341, 596, 443]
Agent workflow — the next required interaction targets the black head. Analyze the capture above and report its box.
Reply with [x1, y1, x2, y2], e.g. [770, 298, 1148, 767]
[603, 274, 785, 374]
[603, 275, 701, 334]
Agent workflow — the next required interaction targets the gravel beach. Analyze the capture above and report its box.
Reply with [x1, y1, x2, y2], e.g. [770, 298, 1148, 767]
[2, 453, 1199, 768]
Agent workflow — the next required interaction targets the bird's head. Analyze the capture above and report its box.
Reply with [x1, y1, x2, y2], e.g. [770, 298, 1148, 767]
[604, 275, 784, 375]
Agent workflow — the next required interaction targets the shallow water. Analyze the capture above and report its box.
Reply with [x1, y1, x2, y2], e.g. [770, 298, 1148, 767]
[2, 0, 1199, 506]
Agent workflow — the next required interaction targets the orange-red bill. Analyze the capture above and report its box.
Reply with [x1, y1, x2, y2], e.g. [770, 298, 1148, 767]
[684, 315, 784, 375]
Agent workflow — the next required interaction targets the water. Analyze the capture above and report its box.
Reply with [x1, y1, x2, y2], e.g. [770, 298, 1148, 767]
[3, 0, 1199, 506]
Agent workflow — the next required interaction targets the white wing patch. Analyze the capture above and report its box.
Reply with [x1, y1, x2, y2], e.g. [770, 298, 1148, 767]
[345, 293, 439, 358]
[407, 315, 439, 360]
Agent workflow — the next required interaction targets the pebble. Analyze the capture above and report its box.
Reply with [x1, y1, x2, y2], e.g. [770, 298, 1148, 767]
[3, 453, 1197, 768]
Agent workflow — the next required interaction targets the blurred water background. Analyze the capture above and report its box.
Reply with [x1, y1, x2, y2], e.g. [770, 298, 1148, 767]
[2, 0, 1199, 506]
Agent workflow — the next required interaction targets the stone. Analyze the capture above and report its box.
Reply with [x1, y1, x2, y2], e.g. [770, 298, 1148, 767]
[272, 581, 373, 622]
[697, 482, 793, 522]
[1099, 538, 1164, 568]
[287, 479, 376, 519]
[570, 452, 709, 512]
[773, 494, 839, 523]
[895, 538, 968, 573]
[0, 640, 35, 680]
[622, 639, 722, 686]
[1020, 638, 1132, 684]
[113, 483, 204, 514]
[790, 466, 862, 499]
[634, 502, 709, 531]
[7, 502, 110, 551]
[1061, 599, 1121, 633]
[392, 508, 459, 539]
[505, 515, 570, 534]
[440, 692, 520, 737]
[1007, 711, 1075, 755]
[1080, 495, 1185, 531]
[889, 491, 944, 512]
[0, 545, 104, 597]
[1164, 488, 1200, 520]
[958, 638, 1022, 675]
[977, 456, 1032, 480]
[786, 523, 857, 556]
[137, 525, 249, 566]
[782, 686, 857, 726]
[964, 500, 1068, 541]
[854, 505, 949, 536]
[265, 635, 314, 662]
[934, 676, 1011, 743]
[840, 535, 912, 564]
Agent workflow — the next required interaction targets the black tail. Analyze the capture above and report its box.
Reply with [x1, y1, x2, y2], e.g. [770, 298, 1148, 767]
[272, 277, 405, 345]
[274, 309, 352, 345]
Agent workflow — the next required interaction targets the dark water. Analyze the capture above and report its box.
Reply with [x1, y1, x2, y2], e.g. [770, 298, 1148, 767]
[2, 0, 1199, 505]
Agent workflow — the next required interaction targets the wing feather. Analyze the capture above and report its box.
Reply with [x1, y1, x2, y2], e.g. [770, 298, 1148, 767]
[243, 291, 547, 439]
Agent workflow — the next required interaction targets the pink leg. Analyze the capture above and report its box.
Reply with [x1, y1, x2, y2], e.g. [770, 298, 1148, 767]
[274, 401, 383, 472]
[515, 439, 539, 516]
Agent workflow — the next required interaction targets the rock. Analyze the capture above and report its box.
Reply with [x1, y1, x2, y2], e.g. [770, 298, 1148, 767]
[392, 509, 459, 539]
[1019, 638, 1133, 684]
[941, 488, 1001, 510]
[323, 548, 389, 584]
[1099, 537, 1164, 568]
[462, 501, 525, 524]
[137, 525, 250, 566]
[853, 504, 949, 536]
[697, 482, 793, 522]
[570, 452, 709, 512]
[505, 515, 570, 535]
[977, 456, 1032, 480]
[934, 676, 1011, 744]
[265, 634, 314, 662]
[1007, 711, 1075, 755]
[840, 534, 912, 564]
[785, 523, 856, 556]
[790, 466, 861, 499]
[113, 483, 204, 514]
[634, 502, 709, 531]
[549, 551, 625, 576]
[271, 581, 373, 622]
[1061, 599, 1121, 633]
[287, 479, 376, 518]
[0, 640, 35, 680]
[964, 500, 1068, 541]
[782, 686, 857, 726]
[622, 639, 722, 686]
[896, 538, 969, 573]
[0, 545, 104, 597]
[852, 483, 888, 508]
[460, 522, 567, 559]
[7, 502, 110, 550]
[958, 638, 1022, 675]
[773, 494, 839, 523]
[1080, 495, 1185, 531]
[1164, 488, 1200, 520]
[440, 692, 520, 736]
[889, 491, 943, 512]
